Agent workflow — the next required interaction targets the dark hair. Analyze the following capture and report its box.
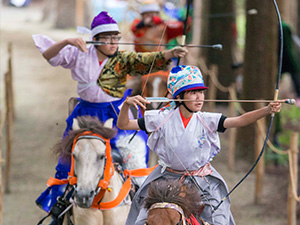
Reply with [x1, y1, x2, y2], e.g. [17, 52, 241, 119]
[174, 89, 206, 107]
[144, 179, 205, 217]
[52, 116, 117, 163]
[94, 31, 120, 41]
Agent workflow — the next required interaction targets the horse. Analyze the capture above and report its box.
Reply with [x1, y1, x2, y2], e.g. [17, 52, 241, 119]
[143, 179, 209, 225]
[52, 116, 131, 225]
[126, 70, 169, 110]
[141, 70, 169, 110]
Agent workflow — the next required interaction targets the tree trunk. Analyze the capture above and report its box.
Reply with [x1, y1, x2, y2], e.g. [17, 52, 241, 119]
[55, 0, 76, 29]
[55, 0, 92, 29]
[199, 0, 210, 60]
[298, 0, 300, 36]
[188, 0, 202, 66]
[277, 0, 298, 31]
[206, 0, 236, 100]
[236, 0, 277, 160]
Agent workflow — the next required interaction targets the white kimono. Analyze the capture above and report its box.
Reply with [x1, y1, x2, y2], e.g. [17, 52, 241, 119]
[126, 108, 236, 225]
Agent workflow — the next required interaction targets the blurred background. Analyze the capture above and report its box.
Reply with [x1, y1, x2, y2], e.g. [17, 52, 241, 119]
[0, 0, 300, 224]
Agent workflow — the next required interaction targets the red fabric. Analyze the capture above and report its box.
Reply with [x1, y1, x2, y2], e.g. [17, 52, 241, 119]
[187, 214, 201, 225]
[152, 15, 163, 25]
[99, 61, 103, 66]
[131, 16, 191, 52]
[179, 108, 192, 128]
[165, 16, 192, 41]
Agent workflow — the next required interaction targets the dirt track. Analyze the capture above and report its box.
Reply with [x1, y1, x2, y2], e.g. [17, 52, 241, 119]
[0, 2, 292, 225]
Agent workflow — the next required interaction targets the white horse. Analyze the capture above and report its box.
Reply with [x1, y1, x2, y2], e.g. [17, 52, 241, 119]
[54, 116, 130, 225]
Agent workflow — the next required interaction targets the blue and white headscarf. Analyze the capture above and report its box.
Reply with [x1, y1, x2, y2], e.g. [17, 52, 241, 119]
[167, 65, 208, 98]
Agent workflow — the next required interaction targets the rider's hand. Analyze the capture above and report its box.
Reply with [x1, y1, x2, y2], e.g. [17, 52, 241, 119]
[171, 46, 188, 58]
[67, 38, 87, 53]
[124, 95, 150, 110]
[268, 102, 281, 114]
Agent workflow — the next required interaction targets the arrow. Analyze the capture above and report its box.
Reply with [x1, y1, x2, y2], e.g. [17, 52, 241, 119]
[145, 97, 295, 105]
[86, 41, 223, 50]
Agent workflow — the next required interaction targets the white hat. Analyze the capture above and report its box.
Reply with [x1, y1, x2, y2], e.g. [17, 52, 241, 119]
[140, 3, 160, 14]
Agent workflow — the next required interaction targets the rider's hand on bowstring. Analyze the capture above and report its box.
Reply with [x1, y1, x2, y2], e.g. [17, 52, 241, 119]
[125, 95, 150, 110]
[171, 46, 188, 58]
[66, 38, 87, 53]
[268, 101, 282, 114]
[164, 46, 188, 60]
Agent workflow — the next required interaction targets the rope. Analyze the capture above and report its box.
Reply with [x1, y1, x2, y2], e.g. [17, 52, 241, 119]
[288, 150, 300, 202]
[198, 58, 230, 93]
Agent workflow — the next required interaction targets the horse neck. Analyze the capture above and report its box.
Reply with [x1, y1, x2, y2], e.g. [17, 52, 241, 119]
[101, 171, 124, 202]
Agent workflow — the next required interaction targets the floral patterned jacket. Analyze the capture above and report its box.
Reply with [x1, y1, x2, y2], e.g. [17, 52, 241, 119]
[99, 50, 170, 97]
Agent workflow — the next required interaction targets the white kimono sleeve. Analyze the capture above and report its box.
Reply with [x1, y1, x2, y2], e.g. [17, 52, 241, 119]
[32, 34, 79, 68]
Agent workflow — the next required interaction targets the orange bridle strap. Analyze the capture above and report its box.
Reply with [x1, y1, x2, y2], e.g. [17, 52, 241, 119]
[46, 130, 158, 210]
[141, 70, 169, 98]
[68, 131, 114, 197]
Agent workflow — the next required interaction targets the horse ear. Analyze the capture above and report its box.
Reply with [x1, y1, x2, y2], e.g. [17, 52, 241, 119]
[179, 184, 187, 198]
[73, 118, 80, 130]
[103, 118, 113, 129]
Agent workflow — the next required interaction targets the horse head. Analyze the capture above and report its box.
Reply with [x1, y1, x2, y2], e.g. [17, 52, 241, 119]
[144, 179, 205, 225]
[54, 116, 116, 208]
[142, 71, 169, 109]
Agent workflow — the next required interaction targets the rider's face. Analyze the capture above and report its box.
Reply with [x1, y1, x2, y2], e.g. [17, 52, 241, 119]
[183, 90, 205, 112]
[94, 32, 120, 55]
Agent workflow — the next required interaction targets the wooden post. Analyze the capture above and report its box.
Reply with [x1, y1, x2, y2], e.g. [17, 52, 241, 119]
[7, 43, 14, 120]
[228, 85, 236, 170]
[207, 65, 217, 112]
[4, 69, 13, 194]
[288, 132, 298, 225]
[76, 0, 85, 27]
[254, 102, 265, 204]
[0, 110, 3, 225]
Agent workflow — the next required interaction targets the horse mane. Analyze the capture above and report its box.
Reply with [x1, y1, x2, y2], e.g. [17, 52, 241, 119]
[52, 116, 117, 162]
[144, 179, 205, 218]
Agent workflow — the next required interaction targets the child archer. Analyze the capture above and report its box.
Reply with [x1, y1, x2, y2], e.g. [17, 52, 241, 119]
[117, 65, 281, 225]
[32, 11, 187, 213]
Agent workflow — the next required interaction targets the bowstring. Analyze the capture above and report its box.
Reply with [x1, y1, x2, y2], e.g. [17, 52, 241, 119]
[89, 1, 215, 212]
[140, 23, 168, 96]
[152, 110, 215, 211]
[212, 0, 284, 212]
[107, 5, 168, 141]
[138, 0, 215, 211]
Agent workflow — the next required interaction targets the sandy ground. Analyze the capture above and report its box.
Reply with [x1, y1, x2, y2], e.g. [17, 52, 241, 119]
[0, 1, 296, 225]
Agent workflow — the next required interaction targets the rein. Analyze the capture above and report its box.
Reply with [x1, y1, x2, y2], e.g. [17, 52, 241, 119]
[47, 130, 157, 210]
[147, 202, 210, 225]
[148, 202, 187, 225]
[68, 131, 115, 209]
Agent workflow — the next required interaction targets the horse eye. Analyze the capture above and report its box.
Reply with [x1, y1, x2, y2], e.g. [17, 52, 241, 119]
[72, 153, 77, 160]
[97, 155, 105, 161]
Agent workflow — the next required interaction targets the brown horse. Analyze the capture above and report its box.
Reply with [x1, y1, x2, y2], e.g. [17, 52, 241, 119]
[144, 179, 209, 225]
[141, 70, 169, 110]
[126, 70, 169, 110]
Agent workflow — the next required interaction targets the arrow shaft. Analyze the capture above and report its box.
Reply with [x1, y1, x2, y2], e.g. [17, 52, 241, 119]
[145, 97, 294, 104]
[86, 41, 220, 49]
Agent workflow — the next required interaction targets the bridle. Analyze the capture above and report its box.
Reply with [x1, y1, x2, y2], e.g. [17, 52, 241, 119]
[145, 202, 187, 225]
[68, 131, 115, 209]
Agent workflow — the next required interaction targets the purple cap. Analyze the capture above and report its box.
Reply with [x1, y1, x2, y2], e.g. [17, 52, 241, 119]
[91, 11, 119, 37]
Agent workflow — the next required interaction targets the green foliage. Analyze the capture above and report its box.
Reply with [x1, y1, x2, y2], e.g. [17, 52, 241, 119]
[236, 0, 246, 49]
[265, 105, 300, 166]
[265, 147, 289, 166]
[280, 105, 300, 127]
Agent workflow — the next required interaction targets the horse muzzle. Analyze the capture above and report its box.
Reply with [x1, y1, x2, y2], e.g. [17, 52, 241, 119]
[74, 189, 96, 208]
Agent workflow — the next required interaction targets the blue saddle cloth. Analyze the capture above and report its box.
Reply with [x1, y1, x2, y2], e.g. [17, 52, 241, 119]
[36, 89, 149, 212]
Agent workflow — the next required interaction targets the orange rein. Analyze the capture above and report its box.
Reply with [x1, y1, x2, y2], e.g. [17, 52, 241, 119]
[141, 70, 169, 98]
[68, 131, 115, 209]
[46, 131, 157, 210]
